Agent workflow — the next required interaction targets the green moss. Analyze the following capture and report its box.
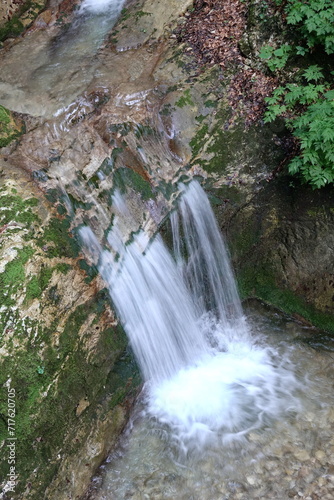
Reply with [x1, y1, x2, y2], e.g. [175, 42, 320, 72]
[65, 192, 93, 212]
[204, 123, 242, 174]
[0, 105, 11, 124]
[36, 217, 79, 258]
[0, 105, 24, 147]
[0, 191, 40, 227]
[159, 103, 173, 116]
[175, 89, 194, 108]
[119, 7, 131, 21]
[109, 122, 131, 136]
[39, 265, 53, 289]
[25, 263, 72, 304]
[0, 246, 34, 307]
[25, 266, 54, 302]
[238, 262, 334, 333]
[156, 179, 178, 202]
[25, 275, 42, 301]
[99, 157, 114, 177]
[112, 166, 154, 201]
[105, 347, 140, 406]
[79, 259, 98, 283]
[134, 123, 156, 139]
[0, 16, 24, 43]
[111, 146, 124, 159]
[0, 290, 139, 497]
[0, 185, 139, 495]
[45, 188, 60, 205]
[189, 124, 209, 157]
[195, 114, 206, 123]
[54, 263, 71, 274]
[0, 346, 51, 478]
[135, 10, 152, 21]
[204, 99, 217, 108]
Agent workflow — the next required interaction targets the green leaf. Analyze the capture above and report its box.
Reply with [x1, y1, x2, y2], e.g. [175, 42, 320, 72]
[322, 128, 334, 141]
[303, 65, 324, 82]
[259, 46, 274, 60]
[296, 46, 308, 55]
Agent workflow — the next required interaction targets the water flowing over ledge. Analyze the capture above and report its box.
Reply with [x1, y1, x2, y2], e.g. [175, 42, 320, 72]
[79, 0, 125, 16]
[80, 181, 303, 450]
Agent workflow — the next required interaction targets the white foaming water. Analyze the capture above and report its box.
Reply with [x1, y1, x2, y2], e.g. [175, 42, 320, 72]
[79, 0, 125, 15]
[148, 341, 300, 451]
[80, 181, 302, 449]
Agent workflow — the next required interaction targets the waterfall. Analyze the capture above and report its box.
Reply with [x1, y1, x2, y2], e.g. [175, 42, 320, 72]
[79, 0, 125, 15]
[80, 181, 301, 449]
[172, 181, 248, 337]
[102, 231, 210, 382]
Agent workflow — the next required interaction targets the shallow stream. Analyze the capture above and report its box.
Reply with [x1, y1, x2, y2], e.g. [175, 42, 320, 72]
[87, 302, 334, 500]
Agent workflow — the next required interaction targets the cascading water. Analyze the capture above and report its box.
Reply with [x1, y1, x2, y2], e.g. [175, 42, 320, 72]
[55, 0, 125, 54]
[80, 180, 302, 451]
[28, 0, 126, 106]
[79, 0, 125, 15]
[172, 181, 248, 335]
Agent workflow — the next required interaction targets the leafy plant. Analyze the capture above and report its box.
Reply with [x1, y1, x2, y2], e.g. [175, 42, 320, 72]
[263, 66, 327, 119]
[288, 92, 334, 188]
[260, 0, 334, 188]
[285, 0, 334, 54]
[264, 68, 334, 188]
[259, 44, 293, 71]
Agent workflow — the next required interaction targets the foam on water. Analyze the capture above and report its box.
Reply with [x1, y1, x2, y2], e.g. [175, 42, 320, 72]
[79, 0, 125, 15]
[148, 341, 301, 451]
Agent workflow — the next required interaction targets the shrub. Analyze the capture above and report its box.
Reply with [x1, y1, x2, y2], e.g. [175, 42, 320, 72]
[288, 91, 334, 188]
[285, 0, 334, 54]
[259, 0, 334, 188]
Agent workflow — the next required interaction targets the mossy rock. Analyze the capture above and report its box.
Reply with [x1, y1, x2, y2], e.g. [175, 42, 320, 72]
[223, 175, 334, 333]
[0, 106, 24, 148]
[0, 1, 46, 43]
[0, 172, 140, 499]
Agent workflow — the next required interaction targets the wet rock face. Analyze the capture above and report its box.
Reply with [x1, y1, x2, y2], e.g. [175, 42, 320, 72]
[0, 162, 140, 499]
[224, 178, 334, 330]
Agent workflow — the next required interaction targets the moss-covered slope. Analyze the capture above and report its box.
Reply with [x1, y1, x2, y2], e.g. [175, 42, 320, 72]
[0, 166, 140, 499]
